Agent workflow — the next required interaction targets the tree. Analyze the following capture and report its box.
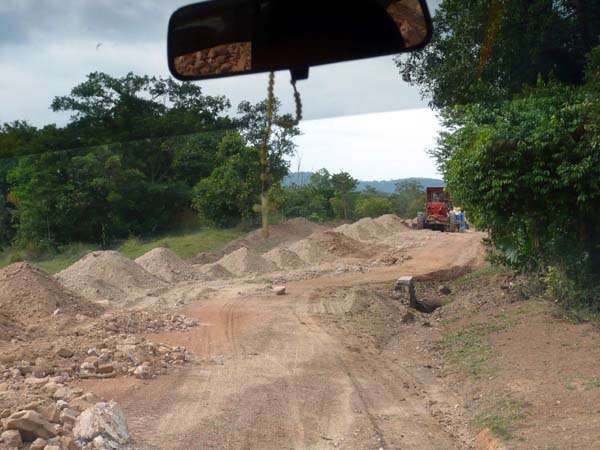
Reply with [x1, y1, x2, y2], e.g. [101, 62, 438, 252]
[355, 194, 393, 218]
[444, 62, 600, 280]
[395, 0, 600, 110]
[192, 132, 261, 227]
[392, 180, 424, 218]
[4, 72, 235, 247]
[330, 172, 358, 219]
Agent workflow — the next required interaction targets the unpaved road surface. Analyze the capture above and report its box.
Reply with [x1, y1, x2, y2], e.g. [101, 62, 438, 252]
[83, 231, 484, 450]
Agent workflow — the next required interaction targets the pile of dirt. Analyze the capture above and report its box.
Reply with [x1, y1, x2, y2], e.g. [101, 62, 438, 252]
[191, 217, 328, 264]
[215, 247, 276, 276]
[263, 247, 306, 269]
[197, 263, 233, 280]
[0, 263, 102, 333]
[289, 238, 337, 264]
[335, 217, 389, 242]
[135, 247, 199, 283]
[308, 230, 382, 259]
[56, 251, 166, 305]
[374, 214, 411, 232]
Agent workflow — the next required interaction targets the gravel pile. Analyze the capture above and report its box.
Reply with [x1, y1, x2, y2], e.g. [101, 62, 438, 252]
[0, 263, 103, 339]
[288, 239, 337, 264]
[263, 247, 306, 269]
[335, 217, 389, 242]
[56, 251, 166, 305]
[135, 247, 199, 283]
[215, 247, 276, 276]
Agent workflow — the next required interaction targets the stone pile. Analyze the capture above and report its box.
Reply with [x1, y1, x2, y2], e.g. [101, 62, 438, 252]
[101, 311, 199, 334]
[0, 374, 112, 449]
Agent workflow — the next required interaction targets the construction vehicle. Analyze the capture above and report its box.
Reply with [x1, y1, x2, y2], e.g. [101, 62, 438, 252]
[416, 187, 457, 232]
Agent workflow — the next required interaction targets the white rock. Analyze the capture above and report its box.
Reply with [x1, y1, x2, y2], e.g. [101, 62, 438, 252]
[273, 285, 286, 295]
[1, 429, 23, 448]
[73, 401, 130, 447]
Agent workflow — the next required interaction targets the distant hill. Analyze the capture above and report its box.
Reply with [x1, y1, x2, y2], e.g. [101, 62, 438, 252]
[283, 172, 445, 194]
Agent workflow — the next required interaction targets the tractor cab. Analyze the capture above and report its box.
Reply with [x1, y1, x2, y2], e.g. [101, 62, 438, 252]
[416, 187, 457, 232]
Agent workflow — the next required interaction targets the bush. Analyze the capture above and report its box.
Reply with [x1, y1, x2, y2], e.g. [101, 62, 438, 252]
[354, 195, 393, 218]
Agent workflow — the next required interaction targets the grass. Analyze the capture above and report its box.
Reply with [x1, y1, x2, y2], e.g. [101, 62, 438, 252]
[0, 227, 243, 273]
[453, 263, 506, 287]
[439, 310, 518, 377]
[117, 228, 242, 260]
[563, 374, 600, 391]
[473, 399, 527, 441]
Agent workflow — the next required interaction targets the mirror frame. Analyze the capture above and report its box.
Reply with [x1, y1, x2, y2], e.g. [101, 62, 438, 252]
[167, 0, 433, 81]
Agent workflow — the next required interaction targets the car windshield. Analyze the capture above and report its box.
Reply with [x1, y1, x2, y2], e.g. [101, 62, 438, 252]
[1, 2, 600, 450]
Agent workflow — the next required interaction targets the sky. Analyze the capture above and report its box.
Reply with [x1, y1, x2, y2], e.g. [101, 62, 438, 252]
[0, 0, 442, 180]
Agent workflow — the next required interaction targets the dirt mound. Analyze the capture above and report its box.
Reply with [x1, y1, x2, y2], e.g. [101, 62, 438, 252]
[289, 238, 337, 264]
[191, 217, 328, 264]
[56, 251, 166, 305]
[198, 263, 233, 280]
[0, 263, 102, 334]
[308, 230, 383, 259]
[335, 217, 389, 242]
[374, 214, 411, 232]
[216, 247, 276, 276]
[263, 247, 306, 269]
[135, 247, 198, 283]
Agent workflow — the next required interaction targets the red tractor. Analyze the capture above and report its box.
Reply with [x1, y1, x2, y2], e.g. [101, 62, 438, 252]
[416, 187, 457, 232]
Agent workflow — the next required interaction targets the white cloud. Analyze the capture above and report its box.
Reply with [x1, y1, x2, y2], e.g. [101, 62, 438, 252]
[291, 109, 442, 180]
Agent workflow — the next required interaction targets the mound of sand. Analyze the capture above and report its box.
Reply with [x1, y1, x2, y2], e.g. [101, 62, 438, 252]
[263, 247, 306, 269]
[335, 217, 389, 242]
[135, 247, 198, 283]
[216, 247, 276, 276]
[374, 214, 411, 232]
[308, 230, 379, 259]
[289, 238, 337, 264]
[197, 263, 233, 280]
[191, 217, 328, 264]
[56, 251, 165, 304]
[0, 263, 102, 330]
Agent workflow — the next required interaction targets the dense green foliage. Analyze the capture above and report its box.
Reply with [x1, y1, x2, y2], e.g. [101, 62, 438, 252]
[276, 170, 425, 222]
[396, 0, 600, 109]
[401, 0, 600, 307]
[0, 72, 298, 251]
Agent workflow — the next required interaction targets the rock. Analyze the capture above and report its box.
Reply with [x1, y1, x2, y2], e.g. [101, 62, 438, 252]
[79, 362, 96, 373]
[73, 401, 130, 448]
[40, 404, 61, 423]
[273, 286, 286, 295]
[52, 308, 61, 316]
[52, 386, 74, 400]
[96, 364, 114, 375]
[86, 348, 100, 357]
[30, 437, 47, 450]
[55, 348, 73, 359]
[133, 363, 153, 379]
[24, 377, 48, 387]
[1, 430, 22, 448]
[43, 445, 61, 450]
[59, 408, 79, 425]
[438, 285, 452, 295]
[2, 410, 58, 440]
[69, 393, 101, 412]
[43, 382, 62, 395]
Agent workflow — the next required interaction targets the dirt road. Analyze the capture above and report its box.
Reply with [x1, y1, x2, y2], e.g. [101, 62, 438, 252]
[83, 231, 484, 450]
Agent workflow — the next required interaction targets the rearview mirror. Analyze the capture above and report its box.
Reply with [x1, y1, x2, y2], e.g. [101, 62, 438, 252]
[168, 0, 432, 81]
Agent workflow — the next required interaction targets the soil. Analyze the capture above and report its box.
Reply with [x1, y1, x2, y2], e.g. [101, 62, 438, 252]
[3, 214, 599, 450]
[55, 250, 166, 306]
[191, 217, 328, 264]
[0, 263, 102, 339]
[135, 247, 199, 283]
[215, 247, 276, 276]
